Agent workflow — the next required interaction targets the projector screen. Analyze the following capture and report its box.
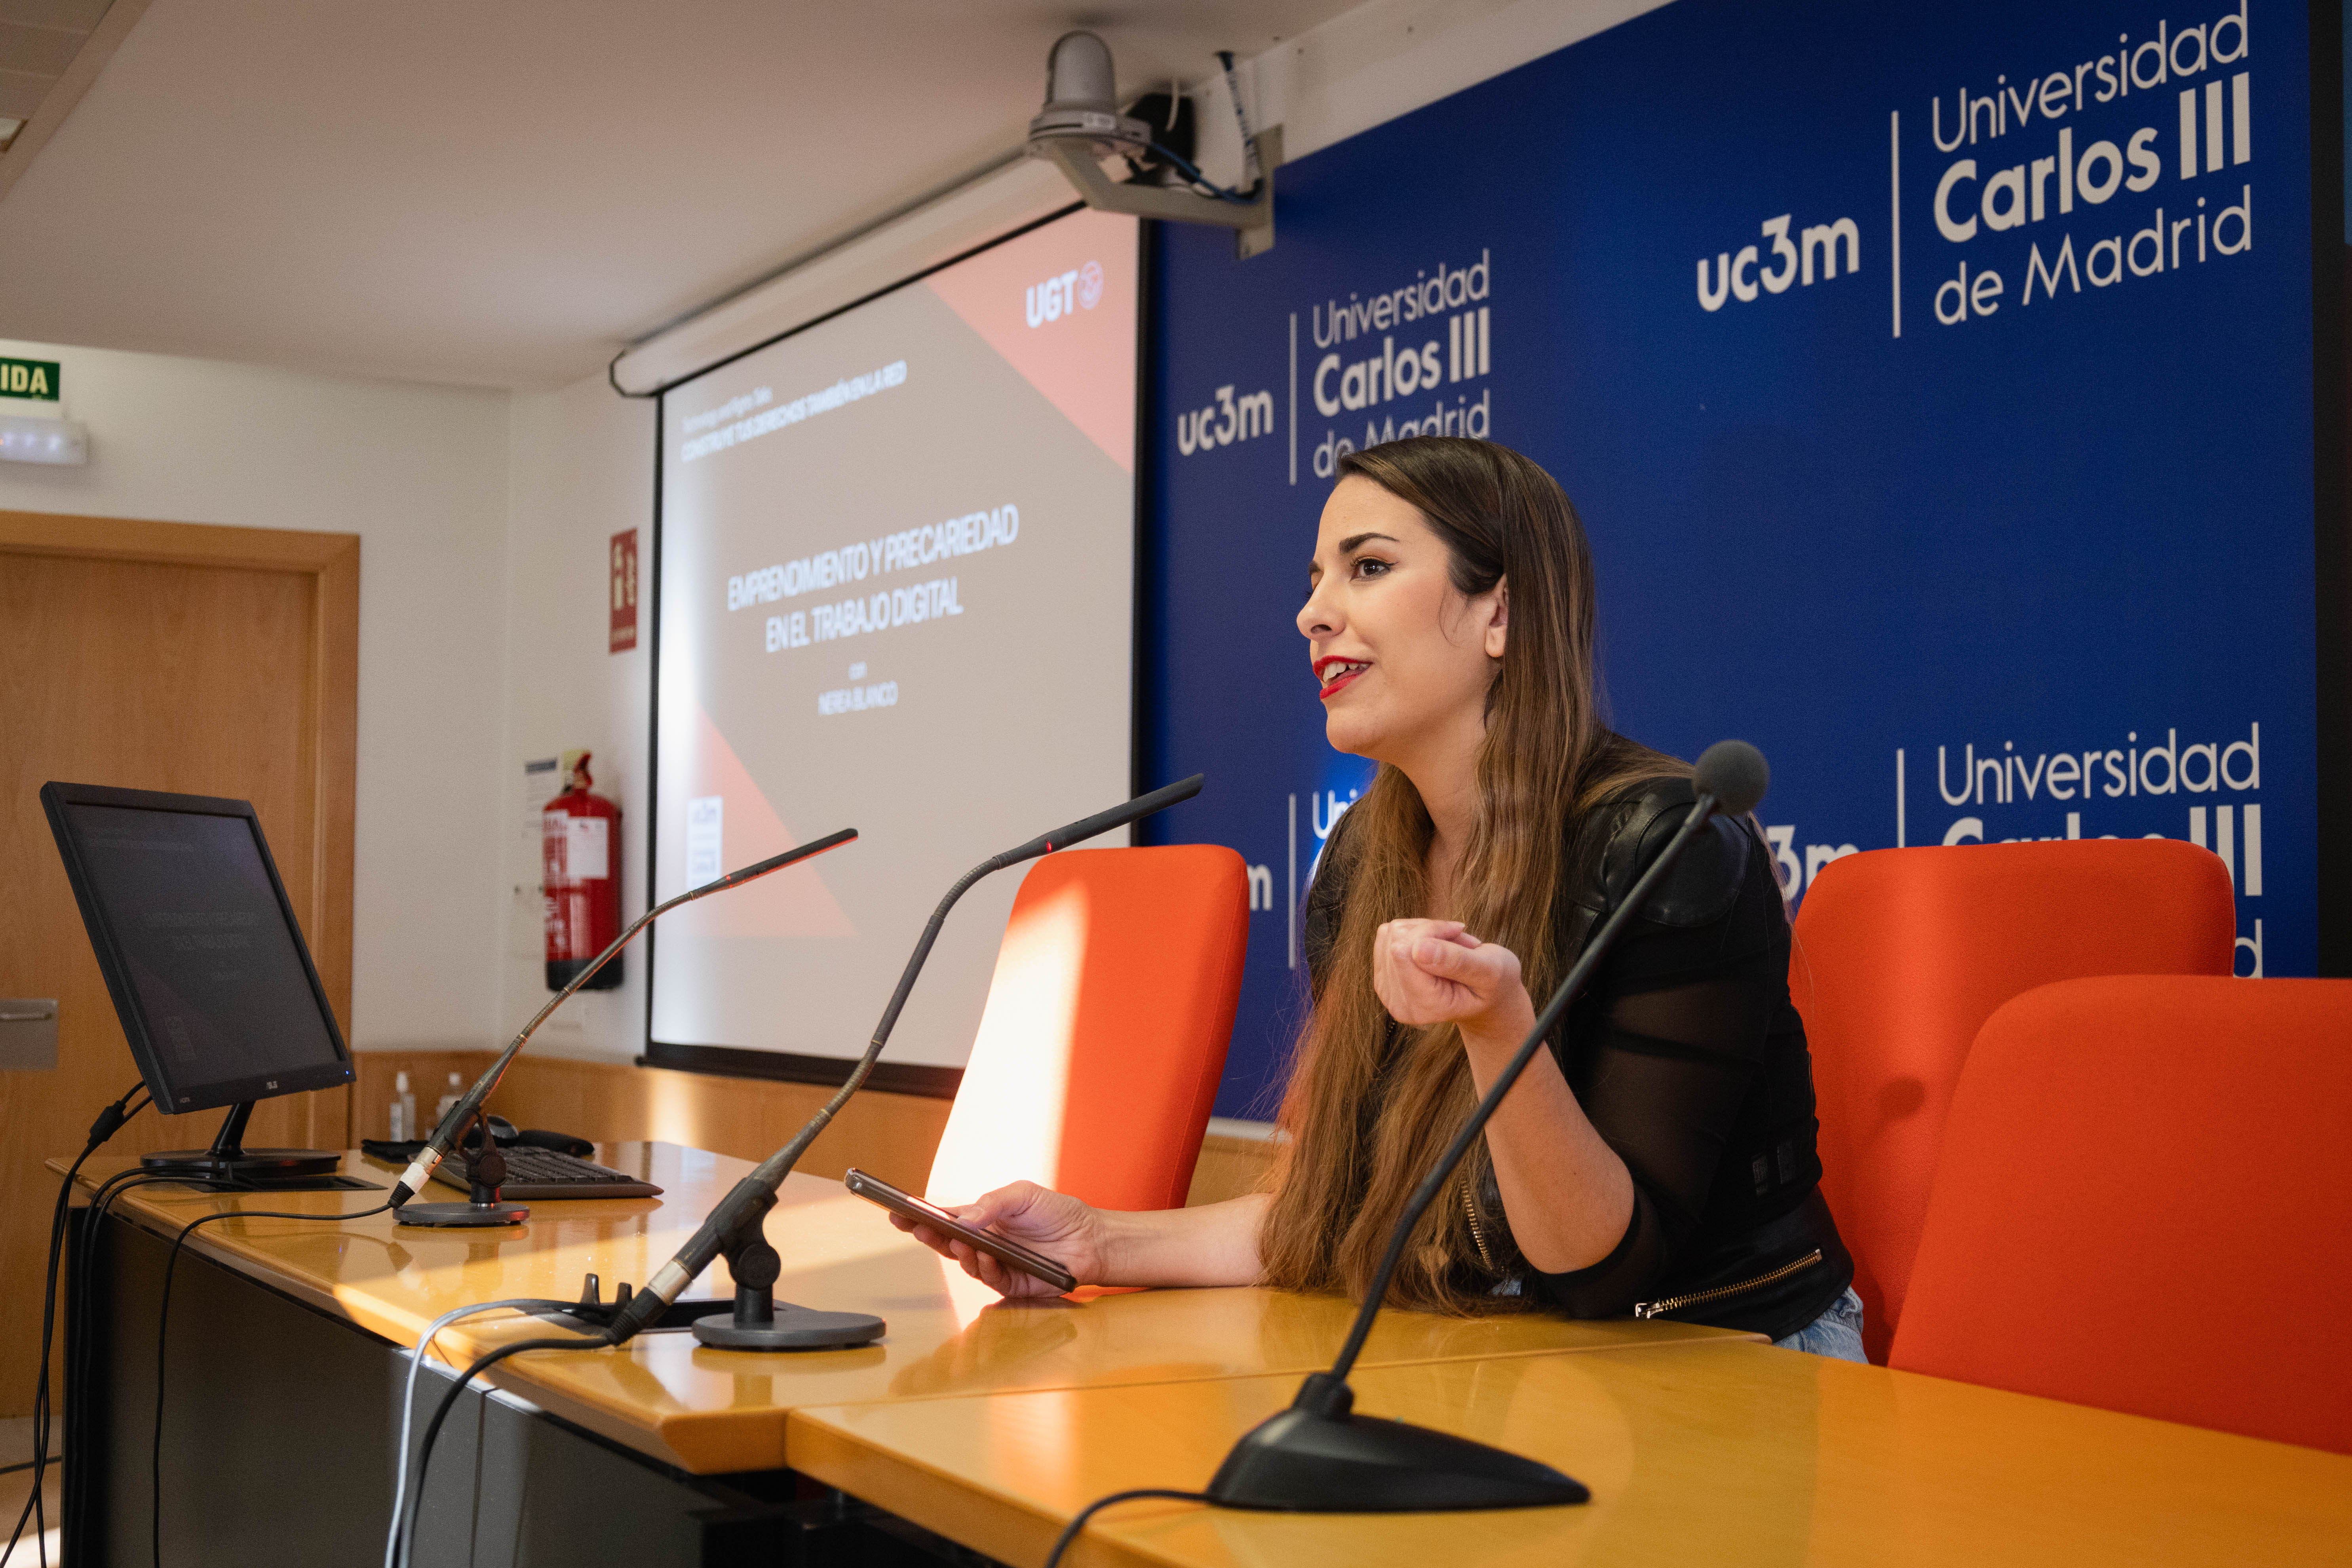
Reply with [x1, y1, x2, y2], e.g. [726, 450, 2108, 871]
[650, 207, 1139, 1081]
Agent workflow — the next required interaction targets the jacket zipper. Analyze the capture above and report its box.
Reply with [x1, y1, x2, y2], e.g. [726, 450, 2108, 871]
[1633, 1249, 1823, 1321]
[1462, 1177, 1496, 1272]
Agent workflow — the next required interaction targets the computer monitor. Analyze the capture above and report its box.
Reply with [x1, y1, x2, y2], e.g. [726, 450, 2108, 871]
[42, 781, 352, 1182]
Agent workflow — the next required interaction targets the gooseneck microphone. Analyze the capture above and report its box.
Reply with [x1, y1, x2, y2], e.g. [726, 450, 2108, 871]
[608, 774, 1206, 1351]
[386, 828, 859, 1226]
[1204, 741, 1770, 1513]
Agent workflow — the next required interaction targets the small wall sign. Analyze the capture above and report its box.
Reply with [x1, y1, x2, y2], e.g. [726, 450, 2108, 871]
[0, 357, 60, 400]
[610, 528, 638, 653]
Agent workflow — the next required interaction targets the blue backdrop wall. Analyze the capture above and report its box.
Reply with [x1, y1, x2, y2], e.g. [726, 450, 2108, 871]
[1139, 0, 2328, 1121]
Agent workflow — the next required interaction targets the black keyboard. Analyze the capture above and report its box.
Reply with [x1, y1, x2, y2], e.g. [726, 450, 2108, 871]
[429, 1147, 663, 1200]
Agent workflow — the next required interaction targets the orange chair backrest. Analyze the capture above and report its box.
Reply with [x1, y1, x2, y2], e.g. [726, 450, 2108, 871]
[1891, 976, 2352, 1454]
[1791, 840, 2233, 1361]
[925, 844, 1249, 1213]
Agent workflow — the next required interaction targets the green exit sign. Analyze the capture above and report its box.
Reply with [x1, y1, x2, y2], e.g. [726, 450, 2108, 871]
[0, 357, 59, 400]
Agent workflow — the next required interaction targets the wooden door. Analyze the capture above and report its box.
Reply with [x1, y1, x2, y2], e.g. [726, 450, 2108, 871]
[0, 510, 358, 1419]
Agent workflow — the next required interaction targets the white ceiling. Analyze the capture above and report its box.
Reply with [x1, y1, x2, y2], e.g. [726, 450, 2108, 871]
[0, 0, 114, 124]
[0, 0, 1360, 390]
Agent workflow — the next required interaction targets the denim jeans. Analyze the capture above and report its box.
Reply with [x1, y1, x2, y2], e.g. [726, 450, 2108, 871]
[1772, 1285, 1867, 1361]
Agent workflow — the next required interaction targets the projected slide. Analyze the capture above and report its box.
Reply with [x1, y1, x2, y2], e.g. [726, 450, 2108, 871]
[654, 208, 1137, 1071]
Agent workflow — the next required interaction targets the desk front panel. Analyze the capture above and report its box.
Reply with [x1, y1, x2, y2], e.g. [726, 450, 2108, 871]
[787, 1339, 2352, 1568]
[73, 1144, 1751, 1472]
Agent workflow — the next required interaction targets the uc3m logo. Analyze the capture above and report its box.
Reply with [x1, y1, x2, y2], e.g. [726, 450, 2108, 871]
[1697, 214, 1860, 310]
[1176, 384, 1273, 456]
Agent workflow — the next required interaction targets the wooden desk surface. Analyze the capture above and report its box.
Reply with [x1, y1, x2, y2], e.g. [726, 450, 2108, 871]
[786, 1338, 2352, 1568]
[71, 1142, 1751, 1473]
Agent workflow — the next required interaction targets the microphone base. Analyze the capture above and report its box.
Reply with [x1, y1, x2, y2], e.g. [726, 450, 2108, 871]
[690, 1301, 886, 1351]
[395, 1200, 531, 1228]
[1204, 1405, 1588, 1513]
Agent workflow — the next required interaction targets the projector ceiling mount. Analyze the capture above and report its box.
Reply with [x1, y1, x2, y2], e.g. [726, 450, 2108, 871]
[1025, 33, 1280, 260]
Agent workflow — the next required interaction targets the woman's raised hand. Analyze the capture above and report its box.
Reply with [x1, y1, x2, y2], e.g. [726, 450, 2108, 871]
[1372, 918, 1537, 1045]
[886, 1180, 1101, 1298]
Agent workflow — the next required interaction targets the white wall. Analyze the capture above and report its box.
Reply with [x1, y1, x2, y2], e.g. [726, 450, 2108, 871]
[0, 336, 512, 1054]
[497, 376, 657, 1060]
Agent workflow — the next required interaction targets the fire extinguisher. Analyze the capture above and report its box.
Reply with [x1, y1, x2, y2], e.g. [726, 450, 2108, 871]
[544, 749, 623, 991]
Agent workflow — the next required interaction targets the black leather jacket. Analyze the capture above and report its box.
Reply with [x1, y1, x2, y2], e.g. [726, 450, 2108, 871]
[1307, 775, 1852, 1340]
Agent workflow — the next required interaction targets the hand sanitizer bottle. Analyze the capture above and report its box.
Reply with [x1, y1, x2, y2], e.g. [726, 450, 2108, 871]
[390, 1071, 416, 1141]
[436, 1072, 463, 1123]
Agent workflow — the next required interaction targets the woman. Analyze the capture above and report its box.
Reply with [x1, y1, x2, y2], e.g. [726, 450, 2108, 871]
[894, 436, 1863, 1357]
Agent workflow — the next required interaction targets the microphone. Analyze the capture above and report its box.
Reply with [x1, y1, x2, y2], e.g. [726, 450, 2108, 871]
[386, 827, 859, 1226]
[1001, 774, 1205, 859]
[608, 774, 1205, 1350]
[1204, 742, 1768, 1513]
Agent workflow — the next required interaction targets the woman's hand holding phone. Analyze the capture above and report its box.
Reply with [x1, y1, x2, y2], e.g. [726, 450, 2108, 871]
[889, 1180, 1101, 1298]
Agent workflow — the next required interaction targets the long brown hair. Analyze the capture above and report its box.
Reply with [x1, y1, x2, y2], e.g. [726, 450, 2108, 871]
[1259, 437, 1685, 1313]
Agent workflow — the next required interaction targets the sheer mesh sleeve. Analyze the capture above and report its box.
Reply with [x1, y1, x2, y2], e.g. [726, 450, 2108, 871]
[1526, 806, 1789, 1316]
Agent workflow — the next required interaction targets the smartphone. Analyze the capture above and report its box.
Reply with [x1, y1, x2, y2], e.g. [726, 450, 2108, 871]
[844, 1167, 1079, 1293]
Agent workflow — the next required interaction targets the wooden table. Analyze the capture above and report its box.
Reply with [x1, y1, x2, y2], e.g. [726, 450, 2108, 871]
[789, 1338, 2352, 1567]
[71, 1141, 2350, 1566]
[71, 1142, 1750, 1473]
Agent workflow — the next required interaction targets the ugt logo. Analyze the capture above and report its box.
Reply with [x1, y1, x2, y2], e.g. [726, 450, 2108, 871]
[1026, 260, 1104, 327]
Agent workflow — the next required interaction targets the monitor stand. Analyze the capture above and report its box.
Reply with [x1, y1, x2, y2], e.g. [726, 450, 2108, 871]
[142, 1100, 343, 1184]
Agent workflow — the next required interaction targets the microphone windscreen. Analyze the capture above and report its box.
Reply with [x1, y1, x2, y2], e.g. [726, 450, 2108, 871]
[1694, 739, 1770, 818]
[1031, 773, 1204, 853]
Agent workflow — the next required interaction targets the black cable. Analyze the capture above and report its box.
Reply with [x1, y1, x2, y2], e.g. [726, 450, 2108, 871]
[1041, 1488, 1208, 1568]
[6, 1082, 147, 1568]
[150, 1196, 393, 1568]
[0, 1457, 59, 1478]
[67, 1171, 211, 1568]
[70, 1171, 183, 1445]
[393, 1329, 613, 1568]
[32, 1128, 160, 1568]
[1213, 49, 1262, 185]
[1143, 141, 1257, 204]
[16, 1132, 106, 1564]
[4, 1473, 36, 1568]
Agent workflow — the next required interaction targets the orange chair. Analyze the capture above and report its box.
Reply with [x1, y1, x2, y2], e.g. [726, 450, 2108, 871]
[924, 844, 1249, 1213]
[1791, 840, 2234, 1361]
[1891, 976, 2352, 1454]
